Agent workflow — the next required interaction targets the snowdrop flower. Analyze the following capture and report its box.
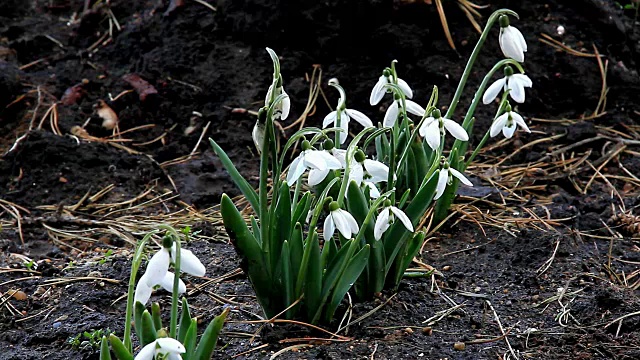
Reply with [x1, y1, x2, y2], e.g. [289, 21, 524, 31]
[483, 65, 532, 104]
[350, 150, 390, 198]
[323, 108, 373, 145]
[374, 201, 413, 240]
[418, 109, 469, 150]
[490, 104, 530, 139]
[134, 238, 206, 305]
[383, 97, 426, 128]
[323, 201, 359, 241]
[265, 81, 291, 120]
[287, 140, 342, 186]
[370, 68, 413, 105]
[434, 162, 473, 200]
[499, 15, 527, 62]
[135, 337, 185, 360]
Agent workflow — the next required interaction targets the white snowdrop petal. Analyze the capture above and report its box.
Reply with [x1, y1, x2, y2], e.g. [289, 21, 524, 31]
[304, 150, 329, 171]
[418, 117, 434, 137]
[383, 100, 400, 128]
[507, 76, 526, 103]
[483, 77, 506, 104]
[434, 169, 449, 200]
[512, 112, 531, 133]
[338, 115, 350, 145]
[443, 119, 469, 141]
[500, 27, 525, 62]
[503, 122, 517, 138]
[156, 338, 186, 354]
[370, 76, 388, 105]
[323, 216, 335, 242]
[374, 208, 391, 240]
[264, 84, 274, 107]
[319, 151, 342, 169]
[512, 74, 532, 88]
[397, 78, 413, 99]
[490, 113, 509, 137]
[167, 354, 183, 360]
[449, 168, 473, 187]
[134, 342, 157, 360]
[390, 206, 414, 232]
[341, 209, 360, 234]
[308, 167, 330, 186]
[175, 248, 206, 277]
[323, 111, 337, 128]
[134, 276, 153, 306]
[349, 162, 364, 185]
[364, 159, 389, 183]
[332, 149, 347, 167]
[145, 249, 171, 287]
[425, 121, 441, 150]
[332, 211, 353, 239]
[280, 90, 291, 120]
[345, 109, 373, 128]
[513, 26, 527, 52]
[405, 100, 425, 117]
[365, 182, 381, 198]
[286, 154, 306, 185]
[159, 272, 186, 294]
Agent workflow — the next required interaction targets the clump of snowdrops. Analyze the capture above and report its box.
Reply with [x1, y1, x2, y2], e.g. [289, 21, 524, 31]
[100, 225, 227, 360]
[214, 8, 531, 325]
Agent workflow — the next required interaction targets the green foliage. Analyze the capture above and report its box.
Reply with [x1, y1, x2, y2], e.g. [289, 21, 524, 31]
[67, 328, 112, 351]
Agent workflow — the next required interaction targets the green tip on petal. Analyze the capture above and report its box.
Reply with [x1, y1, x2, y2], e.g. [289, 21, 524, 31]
[161, 235, 173, 249]
[499, 14, 510, 28]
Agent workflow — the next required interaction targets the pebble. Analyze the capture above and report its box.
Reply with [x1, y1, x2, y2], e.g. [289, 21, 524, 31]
[442, 265, 452, 271]
[454, 342, 466, 351]
[422, 327, 433, 336]
[52, 322, 62, 329]
[404, 327, 414, 334]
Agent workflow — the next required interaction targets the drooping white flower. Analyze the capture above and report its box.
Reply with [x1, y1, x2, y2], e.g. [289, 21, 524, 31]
[251, 121, 265, 154]
[418, 110, 469, 150]
[350, 153, 390, 199]
[383, 99, 426, 128]
[490, 107, 530, 139]
[498, 16, 527, 62]
[483, 66, 532, 104]
[135, 337, 186, 360]
[265, 83, 291, 120]
[287, 142, 342, 186]
[134, 241, 206, 305]
[434, 164, 473, 200]
[323, 108, 374, 145]
[370, 71, 414, 106]
[323, 202, 360, 241]
[374, 203, 413, 240]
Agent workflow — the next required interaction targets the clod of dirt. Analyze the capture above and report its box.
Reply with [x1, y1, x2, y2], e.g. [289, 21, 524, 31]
[121, 73, 158, 102]
[0, 61, 23, 109]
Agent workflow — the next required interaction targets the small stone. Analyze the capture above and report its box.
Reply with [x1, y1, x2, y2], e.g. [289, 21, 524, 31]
[442, 265, 452, 271]
[453, 342, 466, 351]
[422, 327, 433, 336]
[52, 322, 62, 329]
[404, 327, 414, 334]
[11, 290, 27, 301]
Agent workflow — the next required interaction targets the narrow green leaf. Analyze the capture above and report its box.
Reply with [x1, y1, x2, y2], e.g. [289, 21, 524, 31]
[280, 241, 294, 318]
[183, 318, 198, 360]
[311, 239, 354, 323]
[383, 171, 438, 274]
[133, 301, 145, 344]
[270, 182, 292, 272]
[291, 192, 311, 226]
[140, 310, 157, 346]
[289, 223, 303, 287]
[210, 139, 259, 213]
[221, 194, 274, 316]
[303, 230, 322, 321]
[406, 146, 419, 196]
[108, 334, 133, 360]
[324, 245, 370, 322]
[100, 336, 112, 360]
[389, 232, 425, 289]
[151, 302, 162, 331]
[177, 297, 191, 343]
[250, 215, 261, 245]
[411, 137, 429, 182]
[193, 308, 229, 360]
[320, 237, 339, 271]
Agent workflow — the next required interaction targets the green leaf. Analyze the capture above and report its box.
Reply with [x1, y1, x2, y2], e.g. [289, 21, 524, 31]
[151, 302, 162, 331]
[389, 231, 426, 289]
[140, 310, 157, 347]
[280, 241, 294, 318]
[311, 239, 354, 323]
[133, 301, 145, 344]
[221, 194, 275, 316]
[291, 192, 311, 226]
[270, 182, 292, 272]
[250, 216, 261, 246]
[178, 298, 191, 343]
[288, 223, 303, 287]
[183, 318, 198, 360]
[383, 171, 438, 275]
[321, 237, 339, 271]
[100, 336, 112, 360]
[193, 308, 229, 360]
[324, 244, 370, 322]
[210, 139, 259, 213]
[406, 146, 419, 196]
[108, 335, 133, 360]
[303, 230, 322, 321]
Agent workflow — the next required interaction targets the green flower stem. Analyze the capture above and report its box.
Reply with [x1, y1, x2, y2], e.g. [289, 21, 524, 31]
[291, 177, 302, 212]
[444, 8, 518, 119]
[336, 128, 374, 206]
[123, 232, 154, 352]
[328, 80, 347, 149]
[158, 225, 182, 339]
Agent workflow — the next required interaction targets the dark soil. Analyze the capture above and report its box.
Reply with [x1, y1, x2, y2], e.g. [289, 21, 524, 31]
[1, 0, 639, 359]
